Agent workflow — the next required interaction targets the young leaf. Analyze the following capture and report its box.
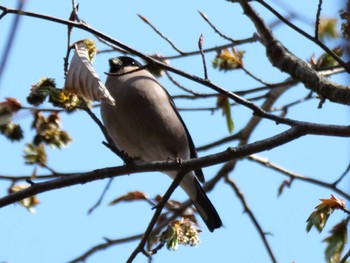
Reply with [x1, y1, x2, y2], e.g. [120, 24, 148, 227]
[340, 3, 350, 39]
[65, 39, 115, 105]
[28, 78, 81, 110]
[24, 143, 47, 166]
[109, 191, 149, 205]
[31, 112, 72, 148]
[0, 122, 23, 141]
[217, 95, 234, 133]
[0, 97, 22, 126]
[160, 218, 201, 251]
[318, 17, 339, 40]
[9, 184, 40, 213]
[212, 48, 244, 71]
[309, 47, 344, 69]
[27, 78, 57, 106]
[306, 195, 346, 233]
[323, 220, 348, 263]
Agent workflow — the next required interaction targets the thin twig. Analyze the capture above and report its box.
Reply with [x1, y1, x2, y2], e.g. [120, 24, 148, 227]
[253, 0, 350, 73]
[241, 66, 273, 87]
[198, 131, 241, 152]
[340, 247, 350, 263]
[126, 171, 187, 262]
[68, 234, 142, 263]
[198, 33, 208, 79]
[70, 199, 193, 263]
[97, 37, 259, 59]
[0, 0, 25, 87]
[198, 11, 237, 43]
[137, 14, 185, 55]
[79, 101, 130, 162]
[247, 154, 350, 201]
[64, 3, 79, 76]
[225, 177, 277, 263]
[87, 177, 114, 215]
[333, 162, 350, 186]
[165, 71, 213, 97]
[315, 0, 323, 39]
[270, 91, 314, 112]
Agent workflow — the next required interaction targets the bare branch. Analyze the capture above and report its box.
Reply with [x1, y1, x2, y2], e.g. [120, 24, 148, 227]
[225, 177, 277, 263]
[315, 0, 323, 39]
[241, 66, 273, 87]
[1, 123, 348, 209]
[137, 14, 185, 55]
[68, 234, 142, 263]
[79, 101, 131, 162]
[0, 0, 26, 87]
[87, 177, 114, 215]
[234, 0, 350, 105]
[198, 11, 237, 42]
[340, 247, 350, 263]
[247, 154, 350, 201]
[333, 162, 350, 186]
[198, 33, 209, 79]
[127, 171, 187, 262]
[252, 0, 350, 73]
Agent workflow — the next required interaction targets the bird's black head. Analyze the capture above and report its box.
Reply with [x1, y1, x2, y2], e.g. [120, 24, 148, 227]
[108, 56, 142, 74]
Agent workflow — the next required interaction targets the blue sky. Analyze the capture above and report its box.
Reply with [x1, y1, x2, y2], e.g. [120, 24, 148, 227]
[0, 1, 349, 262]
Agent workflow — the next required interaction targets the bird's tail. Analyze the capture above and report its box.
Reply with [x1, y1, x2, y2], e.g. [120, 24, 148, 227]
[181, 174, 222, 232]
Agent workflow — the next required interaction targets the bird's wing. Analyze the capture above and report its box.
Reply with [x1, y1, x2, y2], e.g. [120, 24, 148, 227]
[161, 84, 205, 183]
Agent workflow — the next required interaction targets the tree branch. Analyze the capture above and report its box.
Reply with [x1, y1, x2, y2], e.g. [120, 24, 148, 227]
[234, 0, 350, 105]
[1, 124, 349, 209]
[247, 154, 350, 201]
[315, 0, 323, 39]
[225, 177, 277, 263]
[253, 0, 350, 72]
[126, 171, 187, 262]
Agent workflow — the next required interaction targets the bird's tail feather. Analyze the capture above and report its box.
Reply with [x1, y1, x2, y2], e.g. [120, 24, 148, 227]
[181, 175, 222, 232]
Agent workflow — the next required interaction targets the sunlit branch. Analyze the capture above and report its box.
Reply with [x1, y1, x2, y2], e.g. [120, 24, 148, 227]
[247, 154, 350, 201]
[252, 0, 350, 72]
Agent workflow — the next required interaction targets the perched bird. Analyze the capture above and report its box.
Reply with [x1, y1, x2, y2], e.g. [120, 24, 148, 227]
[100, 56, 222, 232]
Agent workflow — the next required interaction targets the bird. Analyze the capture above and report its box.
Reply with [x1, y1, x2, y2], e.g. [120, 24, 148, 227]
[100, 56, 222, 232]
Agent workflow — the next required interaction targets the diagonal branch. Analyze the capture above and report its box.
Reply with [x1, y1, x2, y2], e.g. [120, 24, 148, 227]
[252, 0, 349, 72]
[247, 154, 350, 201]
[234, 0, 350, 105]
[138, 14, 185, 55]
[126, 171, 187, 262]
[225, 177, 277, 263]
[68, 234, 142, 263]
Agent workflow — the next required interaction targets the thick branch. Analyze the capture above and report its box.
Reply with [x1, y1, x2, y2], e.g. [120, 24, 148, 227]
[1, 124, 349, 208]
[236, 0, 350, 105]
